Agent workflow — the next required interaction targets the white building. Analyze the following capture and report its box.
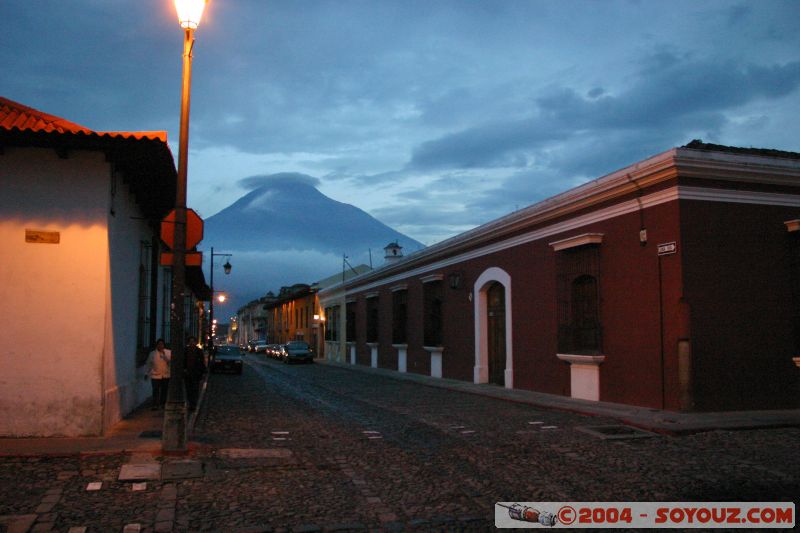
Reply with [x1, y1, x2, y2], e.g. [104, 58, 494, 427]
[0, 96, 210, 437]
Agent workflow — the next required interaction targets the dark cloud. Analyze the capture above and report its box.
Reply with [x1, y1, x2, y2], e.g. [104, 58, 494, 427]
[237, 173, 321, 191]
[405, 56, 800, 174]
[2, 1, 798, 247]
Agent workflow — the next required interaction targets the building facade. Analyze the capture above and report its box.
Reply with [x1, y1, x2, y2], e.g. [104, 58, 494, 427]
[265, 284, 322, 350]
[319, 143, 800, 412]
[0, 97, 210, 436]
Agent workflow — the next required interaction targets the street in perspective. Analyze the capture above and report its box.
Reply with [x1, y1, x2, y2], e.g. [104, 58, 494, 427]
[3, 1, 800, 532]
[1, 351, 798, 531]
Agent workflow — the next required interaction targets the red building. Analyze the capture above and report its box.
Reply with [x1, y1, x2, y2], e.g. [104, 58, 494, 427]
[318, 142, 800, 412]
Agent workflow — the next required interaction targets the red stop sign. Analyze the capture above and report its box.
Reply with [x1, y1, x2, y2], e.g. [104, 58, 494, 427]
[161, 208, 204, 249]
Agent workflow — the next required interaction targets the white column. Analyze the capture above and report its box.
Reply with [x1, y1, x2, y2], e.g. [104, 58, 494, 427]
[556, 354, 606, 401]
[393, 344, 408, 373]
[425, 346, 443, 378]
[367, 343, 379, 368]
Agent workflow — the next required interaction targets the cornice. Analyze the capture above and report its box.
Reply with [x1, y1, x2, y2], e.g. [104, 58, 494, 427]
[320, 148, 800, 296]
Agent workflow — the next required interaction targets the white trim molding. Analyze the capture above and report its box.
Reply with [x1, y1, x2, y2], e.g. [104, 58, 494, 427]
[557, 353, 606, 401]
[364, 292, 379, 299]
[785, 220, 800, 233]
[549, 233, 604, 251]
[321, 185, 800, 299]
[421, 273, 444, 284]
[473, 267, 513, 389]
[390, 283, 408, 292]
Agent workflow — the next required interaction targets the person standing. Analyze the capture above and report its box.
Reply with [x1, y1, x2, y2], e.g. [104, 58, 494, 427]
[146, 338, 171, 410]
[184, 336, 207, 411]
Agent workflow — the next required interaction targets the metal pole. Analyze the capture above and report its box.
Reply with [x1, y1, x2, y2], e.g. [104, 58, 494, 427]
[163, 26, 195, 453]
[209, 246, 215, 350]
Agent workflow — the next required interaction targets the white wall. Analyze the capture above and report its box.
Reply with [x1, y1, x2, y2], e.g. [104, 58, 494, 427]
[0, 147, 110, 436]
[0, 146, 157, 436]
[104, 172, 157, 431]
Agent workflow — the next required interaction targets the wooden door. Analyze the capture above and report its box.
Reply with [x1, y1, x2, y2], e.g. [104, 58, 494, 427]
[487, 282, 506, 386]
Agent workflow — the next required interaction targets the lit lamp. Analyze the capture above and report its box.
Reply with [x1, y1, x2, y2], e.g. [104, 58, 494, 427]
[175, 0, 207, 28]
[163, 0, 208, 454]
[208, 247, 232, 351]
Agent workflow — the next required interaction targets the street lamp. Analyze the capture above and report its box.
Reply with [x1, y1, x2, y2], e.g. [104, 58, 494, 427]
[209, 246, 232, 350]
[163, 0, 208, 453]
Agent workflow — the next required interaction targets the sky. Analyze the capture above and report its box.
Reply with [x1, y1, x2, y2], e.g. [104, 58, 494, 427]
[3, 0, 799, 246]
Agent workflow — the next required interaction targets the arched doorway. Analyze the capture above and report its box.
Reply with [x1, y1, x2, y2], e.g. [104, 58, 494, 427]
[473, 267, 513, 388]
[487, 282, 506, 386]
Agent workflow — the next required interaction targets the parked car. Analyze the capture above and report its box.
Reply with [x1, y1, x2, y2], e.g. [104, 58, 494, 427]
[211, 344, 243, 374]
[253, 341, 270, 354]
[246, 340, 260, 352]
[270, 344, 286, 360]
[281, 341, 314, 364]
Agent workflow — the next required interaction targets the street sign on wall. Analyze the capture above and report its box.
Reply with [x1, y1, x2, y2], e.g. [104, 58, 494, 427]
[657, 242, 677, 256]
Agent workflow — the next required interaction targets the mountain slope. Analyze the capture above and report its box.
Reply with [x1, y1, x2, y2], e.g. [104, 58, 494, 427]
[205, 179, 422, 253]
[200, 178, 423, 315]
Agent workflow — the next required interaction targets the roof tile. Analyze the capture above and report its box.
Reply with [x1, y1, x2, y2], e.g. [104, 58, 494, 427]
[0, 96, 166, 142]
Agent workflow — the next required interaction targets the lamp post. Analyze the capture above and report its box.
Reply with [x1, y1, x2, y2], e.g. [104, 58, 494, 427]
[163, 0, 208, 453]
[209, 246, 232, 349]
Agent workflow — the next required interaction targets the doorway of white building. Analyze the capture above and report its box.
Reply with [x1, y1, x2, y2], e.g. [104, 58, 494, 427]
[487, 282, 506, 386]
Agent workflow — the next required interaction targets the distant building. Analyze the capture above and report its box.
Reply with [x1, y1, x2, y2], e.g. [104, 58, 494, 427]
[384, 241, 403, 264]
[265, 284, 319, 348]
[238, 264, 372, 358]
[318, 142, 800, 412]
[236, 292, 277, 346]
[0, 97, 210, 436]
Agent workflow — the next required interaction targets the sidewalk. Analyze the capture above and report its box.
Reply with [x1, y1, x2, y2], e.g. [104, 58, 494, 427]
[0, 376, 209, 458]
[3, 360, 799, 457]
[320, 359, 800, 435]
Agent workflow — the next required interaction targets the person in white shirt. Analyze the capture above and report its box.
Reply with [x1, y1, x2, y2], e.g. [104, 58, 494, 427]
[146, 338, 171, 409]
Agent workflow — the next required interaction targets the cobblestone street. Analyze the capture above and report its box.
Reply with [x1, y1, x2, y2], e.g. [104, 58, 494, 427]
[1, 354, 798, 531]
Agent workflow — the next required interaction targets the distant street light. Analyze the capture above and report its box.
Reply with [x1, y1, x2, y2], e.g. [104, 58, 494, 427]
[163, 0, 208, 454]
[209, 246, 232, 349]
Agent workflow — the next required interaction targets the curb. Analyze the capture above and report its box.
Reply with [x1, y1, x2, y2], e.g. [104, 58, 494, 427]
[316, 359, 800, 436]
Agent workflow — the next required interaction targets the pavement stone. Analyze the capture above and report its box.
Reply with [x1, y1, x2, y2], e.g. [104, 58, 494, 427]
[161, 459, 203, 480]
[119, 463, 161, 481]
[0, 355, 798, 531]
[0, 514, 37, 533]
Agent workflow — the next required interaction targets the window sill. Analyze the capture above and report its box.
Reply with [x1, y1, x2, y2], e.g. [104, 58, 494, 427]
[392, 343, 408, 349]
[556, 353, 606, 365]
[423, 346, 444, 353]
[366, 342, 379, 348]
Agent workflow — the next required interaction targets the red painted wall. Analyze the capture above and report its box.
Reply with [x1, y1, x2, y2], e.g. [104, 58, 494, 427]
[343, 189, 799, 412]
[680, 200, 799, 410]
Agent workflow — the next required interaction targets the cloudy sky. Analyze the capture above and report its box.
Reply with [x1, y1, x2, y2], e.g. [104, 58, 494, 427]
[3, 0, 799, 245]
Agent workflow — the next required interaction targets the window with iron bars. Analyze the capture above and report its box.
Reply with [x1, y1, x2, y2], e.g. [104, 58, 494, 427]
[392, 289, 408, 344]
[366, 296, 379, 343]
[423, 281, 444, 346]
[136, 241, 152, 363]
[325, 306, 339, 342]
[346, 302, 357, 342]
[556, 245, 602, 354]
